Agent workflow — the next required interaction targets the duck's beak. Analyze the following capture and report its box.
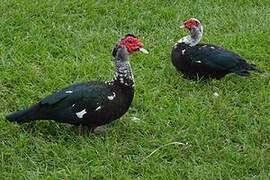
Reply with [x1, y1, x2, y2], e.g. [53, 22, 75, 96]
[180, 23, 185, 29]
[139, 48, 149, 54]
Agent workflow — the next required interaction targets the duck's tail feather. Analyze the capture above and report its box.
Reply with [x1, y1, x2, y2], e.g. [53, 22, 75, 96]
[6, 103, 42, 123]
[235, 61, 263, 76]
[249, 63, 263, 73]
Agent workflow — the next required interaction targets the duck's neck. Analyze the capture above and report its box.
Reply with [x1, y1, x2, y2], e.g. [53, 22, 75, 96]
[178, 25, 203, 46]
[113, 60, 134, 87]
[111, 48, 134, 87]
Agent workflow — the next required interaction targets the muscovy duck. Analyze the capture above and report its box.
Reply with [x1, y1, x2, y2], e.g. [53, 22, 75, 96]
[6, 34, 149, 132]
[171, 18, 262, 80]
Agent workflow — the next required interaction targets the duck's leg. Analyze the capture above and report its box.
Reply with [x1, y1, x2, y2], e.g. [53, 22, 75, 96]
[77, 124, 90, 135]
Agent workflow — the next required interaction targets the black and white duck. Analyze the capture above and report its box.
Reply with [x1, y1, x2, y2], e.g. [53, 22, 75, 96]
[6, 34, 149, 133]
[171, 18, 262, 80]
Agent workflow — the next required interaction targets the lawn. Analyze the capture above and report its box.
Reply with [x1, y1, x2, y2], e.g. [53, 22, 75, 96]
[0, 0, 270, 179]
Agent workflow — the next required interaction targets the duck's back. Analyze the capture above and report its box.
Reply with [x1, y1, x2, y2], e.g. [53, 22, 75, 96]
[172, 43, 238, 79]
[40, 81, 134, 127]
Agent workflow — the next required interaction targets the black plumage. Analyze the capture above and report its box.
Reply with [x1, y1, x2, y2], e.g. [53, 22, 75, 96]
[172, 18, 262, 80]
[6, 35, 148, 131]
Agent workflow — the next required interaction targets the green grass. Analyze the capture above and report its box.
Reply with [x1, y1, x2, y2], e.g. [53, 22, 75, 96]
[0, 0, 270, 179]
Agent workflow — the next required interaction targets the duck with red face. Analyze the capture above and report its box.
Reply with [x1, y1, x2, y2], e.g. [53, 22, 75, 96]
[172, 18, 262, 80]
[6, 34, 149, 133]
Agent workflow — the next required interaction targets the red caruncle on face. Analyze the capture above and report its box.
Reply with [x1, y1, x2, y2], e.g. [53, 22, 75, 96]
[184, 19, 200, 29]
[120, 36, 144, 53]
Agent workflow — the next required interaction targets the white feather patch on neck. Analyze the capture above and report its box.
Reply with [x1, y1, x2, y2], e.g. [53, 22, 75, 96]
[177, 25, 203, 47]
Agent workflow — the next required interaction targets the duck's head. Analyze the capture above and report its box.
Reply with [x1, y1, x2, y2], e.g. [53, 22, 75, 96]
[177, 18, 203, 46]
[180, 18, 202, 31]
[112, 34, 149, 57]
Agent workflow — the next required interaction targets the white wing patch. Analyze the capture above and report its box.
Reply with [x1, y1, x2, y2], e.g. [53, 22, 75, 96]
[199, 45, 207, 50]
[105, 81, 113, 85]
[195, 61, 202, 63]
[76, 109, 87, 118]
[65, 90, 73, 94]
[95, 106, 102, 111]
[107, 92, 116, 100]
[181, 49, 186, 55]
[210, 46, 215, 49]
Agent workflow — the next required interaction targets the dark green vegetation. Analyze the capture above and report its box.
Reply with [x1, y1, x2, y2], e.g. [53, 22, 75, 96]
[0, 0, 269, 179]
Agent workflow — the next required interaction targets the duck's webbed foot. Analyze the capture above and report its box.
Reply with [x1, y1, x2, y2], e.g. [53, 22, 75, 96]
[76, 125, 106, 135]
[91, 125, 107, 135]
